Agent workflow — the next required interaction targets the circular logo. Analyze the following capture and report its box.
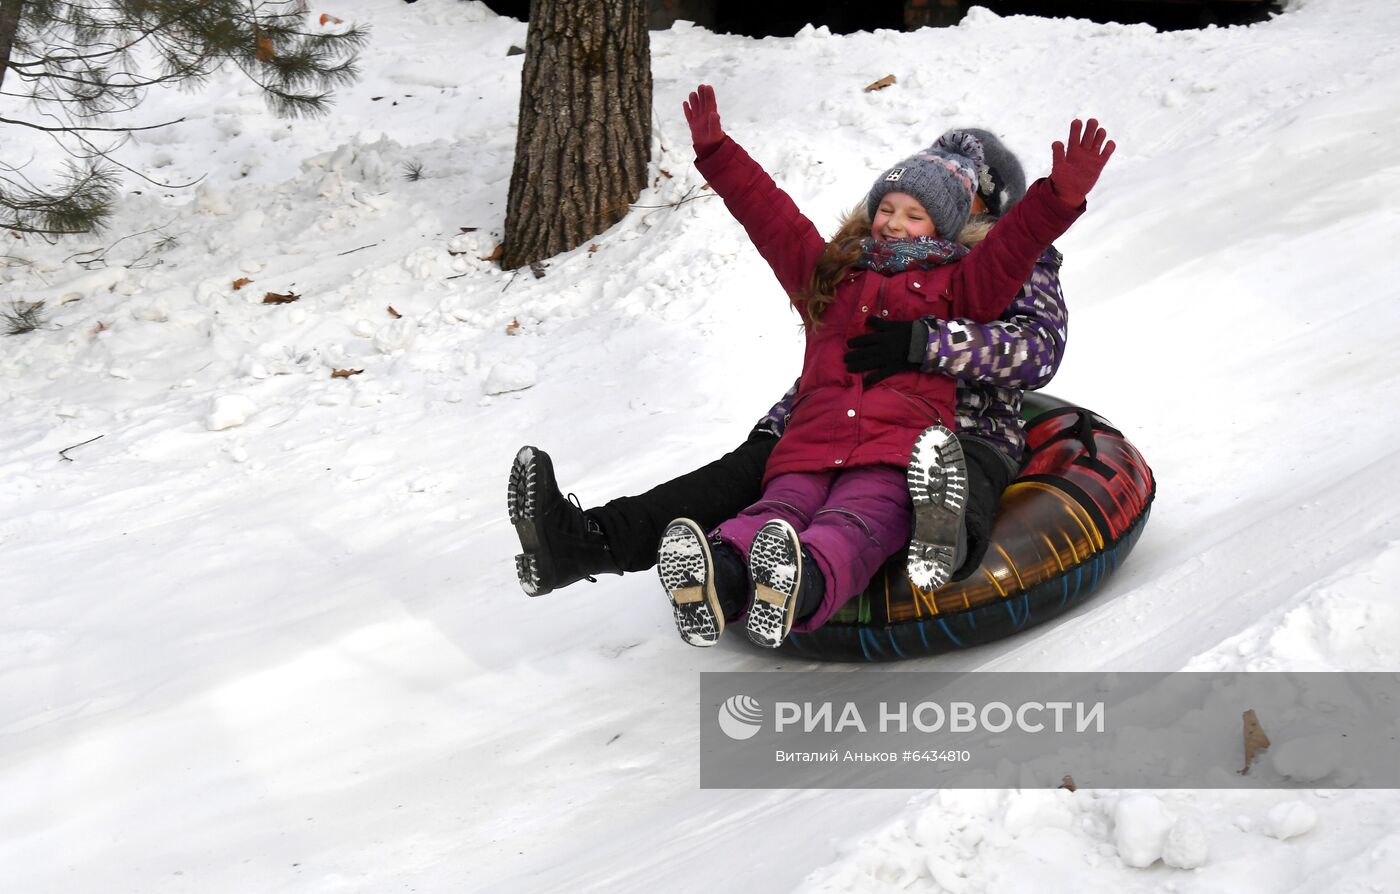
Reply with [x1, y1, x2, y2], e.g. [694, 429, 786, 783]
[718, 694, 763, 740]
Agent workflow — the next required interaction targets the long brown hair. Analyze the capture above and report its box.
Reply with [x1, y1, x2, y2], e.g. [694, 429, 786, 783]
[795, 208, 996, 329]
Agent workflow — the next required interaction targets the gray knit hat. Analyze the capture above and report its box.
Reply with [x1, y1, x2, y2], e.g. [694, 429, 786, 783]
[960, 127, 1027, 217]
[866, 131, 984, 241]
[865, 128, 1029, 236]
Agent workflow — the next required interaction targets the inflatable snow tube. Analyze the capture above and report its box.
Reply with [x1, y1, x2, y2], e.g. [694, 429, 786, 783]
[782, 393, 1155, 662]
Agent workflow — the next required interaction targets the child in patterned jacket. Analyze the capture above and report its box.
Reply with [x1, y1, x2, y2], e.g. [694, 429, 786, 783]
[657, 84, 1113, 649]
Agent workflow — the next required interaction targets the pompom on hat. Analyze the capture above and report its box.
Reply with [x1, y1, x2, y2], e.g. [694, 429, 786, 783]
[959, 127, 1027, 216]
[865, 128, 1028, 237]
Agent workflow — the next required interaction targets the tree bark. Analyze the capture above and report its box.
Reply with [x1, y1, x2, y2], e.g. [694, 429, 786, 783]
[0, 0, 25, 92]
[502, 0, 652, 270]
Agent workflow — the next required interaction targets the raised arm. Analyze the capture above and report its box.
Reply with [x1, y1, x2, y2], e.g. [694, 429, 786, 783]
[685, 85, 826, 302]
[946, 119, 1113, 323]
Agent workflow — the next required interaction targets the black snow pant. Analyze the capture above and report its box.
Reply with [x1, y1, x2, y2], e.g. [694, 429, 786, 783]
[590, 430, 779, 573]
[589, 428, 1019, 580]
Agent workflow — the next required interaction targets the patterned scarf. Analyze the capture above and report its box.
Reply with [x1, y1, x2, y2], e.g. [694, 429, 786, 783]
[854, 236, 969, 275]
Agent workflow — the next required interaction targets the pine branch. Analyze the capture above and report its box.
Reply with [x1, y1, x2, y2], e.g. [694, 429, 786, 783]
[61, 218, 179, 269]
[0, 113, 187, 132]
[2, 0, 366, 235]
[1, 162, 117, 235]
[9, 63, 202, 91]
[9, 11, 173, 68]
[65, 129, 205, 189]
[2, 299, 49, 334]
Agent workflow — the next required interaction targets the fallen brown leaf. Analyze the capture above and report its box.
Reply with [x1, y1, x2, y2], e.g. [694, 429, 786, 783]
[588, 244, 600, 254]
[1059, 774, 1077, 792]
[232, 277, 253, 290]
[864, 74, 897, 93]
[331, 368, 364, 378]
[505, 318, 521, 336]
[319, 13, 344, 26]
[387, 305, 402, 319]
[481, 244, 504, 262]
[1241, 708, 1271, 775]
[262, 291, 301, 305]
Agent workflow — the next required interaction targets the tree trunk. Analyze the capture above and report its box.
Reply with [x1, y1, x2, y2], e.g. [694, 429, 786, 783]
[0, 0, 25, 92]
[502, 0, 652, 270]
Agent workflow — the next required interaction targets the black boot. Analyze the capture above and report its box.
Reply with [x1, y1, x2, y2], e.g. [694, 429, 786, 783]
[794, 546, 827, 622]
[508, 446, 621, 596]
[710, 539, 751, 621]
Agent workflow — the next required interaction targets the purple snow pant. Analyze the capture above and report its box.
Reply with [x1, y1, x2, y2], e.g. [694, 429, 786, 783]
[711, 465, 912, 632]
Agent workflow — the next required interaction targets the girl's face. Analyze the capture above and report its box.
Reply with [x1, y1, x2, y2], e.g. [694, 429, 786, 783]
[872, 191, 936, 241]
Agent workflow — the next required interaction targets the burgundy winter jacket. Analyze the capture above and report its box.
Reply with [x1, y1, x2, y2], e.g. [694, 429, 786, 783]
[695, 136, 1082, 485]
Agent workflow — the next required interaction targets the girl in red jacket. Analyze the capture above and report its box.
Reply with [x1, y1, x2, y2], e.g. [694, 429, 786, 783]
[658, 84, 1113, 649]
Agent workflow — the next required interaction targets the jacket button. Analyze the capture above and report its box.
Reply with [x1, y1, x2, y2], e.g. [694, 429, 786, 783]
[860, 305, 869, 313]
[834, 458, 843, 464]
[912, 281, 922, 289]
[881, 309, 889, 317]
[847, 409, 856, 417]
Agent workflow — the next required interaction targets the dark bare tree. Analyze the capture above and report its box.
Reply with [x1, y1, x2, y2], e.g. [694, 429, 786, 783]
[1, 1, 366, 236]
[0, 2, 24, 91]
[501, 0, 652, 270]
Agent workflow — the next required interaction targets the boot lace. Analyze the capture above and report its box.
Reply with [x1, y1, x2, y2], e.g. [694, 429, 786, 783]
[567, 492, 599, 584]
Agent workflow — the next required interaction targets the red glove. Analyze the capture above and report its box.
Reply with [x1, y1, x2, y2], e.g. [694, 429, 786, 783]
[683, 84, 725, 158]
[1049, 118, 1116, 207]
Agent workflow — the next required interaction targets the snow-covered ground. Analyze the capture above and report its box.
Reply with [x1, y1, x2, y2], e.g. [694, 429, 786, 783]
[3, 0, 1400, 890]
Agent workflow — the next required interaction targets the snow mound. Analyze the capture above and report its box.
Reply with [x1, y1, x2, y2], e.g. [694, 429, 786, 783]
[205, 395, 257, 430]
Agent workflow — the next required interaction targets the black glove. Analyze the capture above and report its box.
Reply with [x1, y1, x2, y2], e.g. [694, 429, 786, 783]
[844, 316, 928, 386]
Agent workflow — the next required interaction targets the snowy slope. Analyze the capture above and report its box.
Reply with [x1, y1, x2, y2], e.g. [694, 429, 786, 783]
[3, 0, 1400, 891]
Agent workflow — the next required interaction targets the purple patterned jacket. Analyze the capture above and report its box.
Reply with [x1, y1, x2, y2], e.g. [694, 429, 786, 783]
[754, 247, 1067, 464]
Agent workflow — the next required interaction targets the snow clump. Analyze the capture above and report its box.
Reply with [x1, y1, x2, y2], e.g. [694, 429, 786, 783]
[1267, 800, 1318, 841]
[484, 359, 538, 395]
[1161, 816, 1209, 869]
[205, 395, 257, 431]
[1114, 793, 1175, 868]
